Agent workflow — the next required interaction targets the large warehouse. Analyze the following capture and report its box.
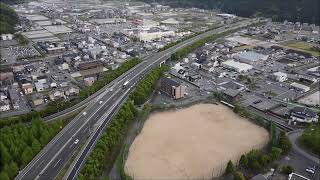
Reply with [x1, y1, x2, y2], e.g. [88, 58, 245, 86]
[222, 60, 253, 72]
[234, 51, 269, 64]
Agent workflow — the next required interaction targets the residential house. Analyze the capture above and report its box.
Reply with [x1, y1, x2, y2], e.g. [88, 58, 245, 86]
[31, 93, 44, 106]
[288, 107, 318, 123]
[34, 82, 45, 92]
[21, 83, 33, 94]
[84, 77, 96, 87]
[49, 90, 65, 101]
[64, 86, 80, 96]
[0, 92, 8, 101]
[0, 100, 11, 112]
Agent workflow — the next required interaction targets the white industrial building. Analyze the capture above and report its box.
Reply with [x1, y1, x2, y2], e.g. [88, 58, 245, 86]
[290, 82, 310, 92]
[1, 34, 13, 40]
[136, 30, 175, 42]
[272, 72, 287, 82]
[234, 51, 269, 64]
[222, 60, 253, 73]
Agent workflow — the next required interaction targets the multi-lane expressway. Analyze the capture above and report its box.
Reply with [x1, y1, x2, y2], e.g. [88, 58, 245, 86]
[15, 19, 255, 180]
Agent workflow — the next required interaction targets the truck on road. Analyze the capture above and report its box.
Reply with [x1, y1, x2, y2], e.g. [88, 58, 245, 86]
[123, 80, 129, 88]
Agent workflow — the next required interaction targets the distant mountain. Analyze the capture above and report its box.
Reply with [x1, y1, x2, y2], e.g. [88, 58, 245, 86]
[145, 0, 319, 24]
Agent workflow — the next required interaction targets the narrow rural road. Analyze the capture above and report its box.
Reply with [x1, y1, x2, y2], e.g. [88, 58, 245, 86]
[287, 129, 320, 165]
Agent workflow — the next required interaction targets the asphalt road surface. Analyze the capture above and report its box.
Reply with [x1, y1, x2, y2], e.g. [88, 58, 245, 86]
[15, 19, 255, 180]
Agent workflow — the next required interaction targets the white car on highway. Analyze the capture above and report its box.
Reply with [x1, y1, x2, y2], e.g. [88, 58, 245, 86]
[74, 139, 79, 144]
[83, 112, 87, 116]
[99, 101, 103, 104]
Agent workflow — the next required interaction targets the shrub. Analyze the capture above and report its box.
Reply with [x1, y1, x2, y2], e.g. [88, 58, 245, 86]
[233, 171, 246, 180]
[281, 165, 294, 175]
[226, 160, 235, 174]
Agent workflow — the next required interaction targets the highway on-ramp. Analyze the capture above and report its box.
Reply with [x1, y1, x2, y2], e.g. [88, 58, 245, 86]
[15, 19, 255, 180]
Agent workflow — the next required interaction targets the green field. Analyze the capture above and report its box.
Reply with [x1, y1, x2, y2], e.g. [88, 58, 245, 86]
[284, 41, 320, 57]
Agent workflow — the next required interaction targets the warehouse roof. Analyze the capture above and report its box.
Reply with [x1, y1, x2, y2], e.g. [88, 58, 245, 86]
[222, 60, 253, 71]
[236, 51, 268, 61]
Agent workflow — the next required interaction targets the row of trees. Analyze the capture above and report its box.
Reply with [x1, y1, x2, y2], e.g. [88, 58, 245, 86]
[0, 119, 62, 180]
[130, 65, 168, 105]
[224, 123, 292, 179]
[78, 66, 166, 179]
[0, 58, 141, 128]
[300, 122, 320, 155]
[0, 3, 18, 34]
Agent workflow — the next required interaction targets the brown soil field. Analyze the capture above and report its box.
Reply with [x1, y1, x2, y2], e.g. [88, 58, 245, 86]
[125, 104, 269, 179]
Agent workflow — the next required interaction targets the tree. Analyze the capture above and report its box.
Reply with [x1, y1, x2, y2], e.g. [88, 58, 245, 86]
[0, 143, 11, 165]
[239, 154, 248, 168]
[278, 132, 292, 155]
[269, 122, 277, 148]
[21, 147, 34, 166]
[0, 171, 10, 180]
[258, 154, 270, 167]
[251, 160, 261, 171]
[233, 171, 246, 180]
[5, 161, 19, 179]
[270, 147, 282, 160]
[226, 160, 235, 174]
[281, 165, 294, 175]
[31, 139, 42, 153]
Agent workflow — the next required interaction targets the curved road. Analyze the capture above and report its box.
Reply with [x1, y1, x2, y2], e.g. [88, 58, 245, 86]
[287, 129, 320, 165]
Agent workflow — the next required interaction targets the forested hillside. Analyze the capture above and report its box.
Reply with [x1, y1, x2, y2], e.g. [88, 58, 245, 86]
[0, 2, 19, 34]
[146, 0, 319, 24]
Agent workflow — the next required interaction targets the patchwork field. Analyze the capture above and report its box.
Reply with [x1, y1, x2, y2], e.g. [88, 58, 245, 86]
[125, 103, 269, 179]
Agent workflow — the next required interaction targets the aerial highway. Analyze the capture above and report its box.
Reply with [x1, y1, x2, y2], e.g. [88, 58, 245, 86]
[15, 19, 255, 180]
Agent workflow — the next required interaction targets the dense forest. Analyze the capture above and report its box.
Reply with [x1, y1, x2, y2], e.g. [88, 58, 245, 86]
[146, 0, 319, 25]
[0, 2, 19, 34]
[0, 119, 62, 180]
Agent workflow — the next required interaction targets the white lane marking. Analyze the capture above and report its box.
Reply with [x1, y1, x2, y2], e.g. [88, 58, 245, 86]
[53, 159, 61, 168]
[21, 88, 118, 178]
[69, 144, 74, 149]
[35, 89, 121, 180]
[70, 88, 130, 179]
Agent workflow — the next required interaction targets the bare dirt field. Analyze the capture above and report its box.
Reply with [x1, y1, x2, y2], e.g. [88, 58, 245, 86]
[125, 104, 269, 179]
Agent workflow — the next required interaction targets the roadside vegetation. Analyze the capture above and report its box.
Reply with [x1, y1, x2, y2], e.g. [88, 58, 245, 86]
[224, 127, 292, 179]
[211, 91, 292, 179]
[78, 66, 167, 179]
[299, 122, 320, 156]
[0, 58, 141, 128]
[0, 2, 18, 34]
[0, 119, 63, 180]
